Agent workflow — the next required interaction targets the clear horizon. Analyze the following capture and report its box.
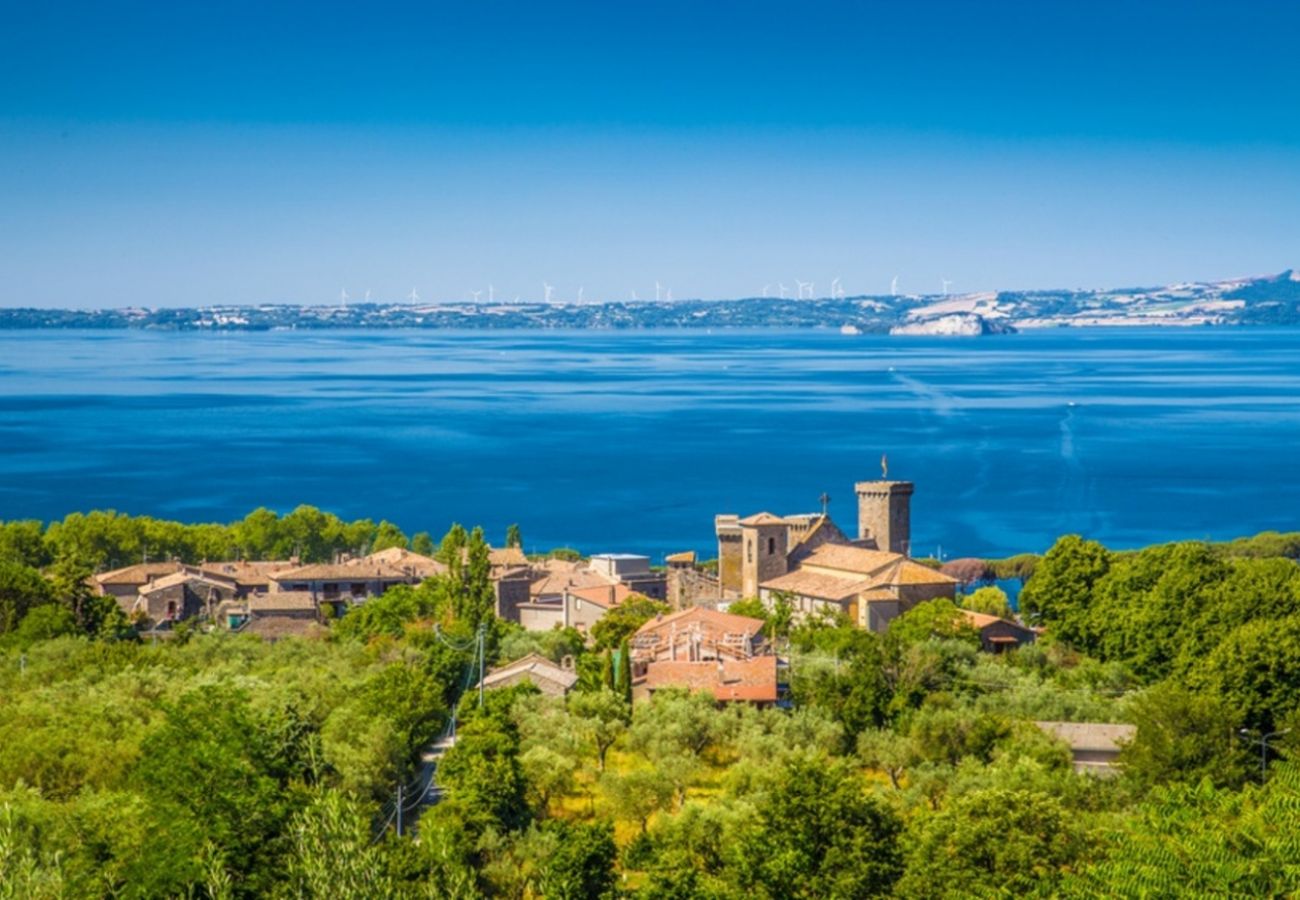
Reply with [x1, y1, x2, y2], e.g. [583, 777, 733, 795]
[4, 0, 1299, 308]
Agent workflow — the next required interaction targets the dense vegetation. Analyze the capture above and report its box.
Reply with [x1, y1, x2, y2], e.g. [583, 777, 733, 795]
[3, 511, 1300, 897]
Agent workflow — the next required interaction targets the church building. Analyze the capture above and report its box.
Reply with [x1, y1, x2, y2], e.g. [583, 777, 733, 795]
[714, 478, 957, 632]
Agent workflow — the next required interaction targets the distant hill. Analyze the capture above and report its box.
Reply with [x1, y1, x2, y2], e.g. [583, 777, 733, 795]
[4, 270, 1300, 333]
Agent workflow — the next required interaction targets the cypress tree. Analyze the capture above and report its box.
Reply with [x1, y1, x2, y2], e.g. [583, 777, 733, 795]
[601, 650, 615, 691]
[616, 637, 633, 703]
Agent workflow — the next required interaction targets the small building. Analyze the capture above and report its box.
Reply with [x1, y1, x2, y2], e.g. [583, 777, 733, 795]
[133, 570, 240, 624]
[631, 606, 768, 664]
[477, 653, 579, 697]
[1034, 721, 1137, 776]
[635, 655, 782, 706]
[514, 584, 624, 634]
[587, 553, 667, 600]
[958, 609, 1037, 652]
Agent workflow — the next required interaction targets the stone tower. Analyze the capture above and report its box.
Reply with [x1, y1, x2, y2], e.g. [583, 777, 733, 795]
[738, 513, 789, 598]
[854, 481, 913, 555]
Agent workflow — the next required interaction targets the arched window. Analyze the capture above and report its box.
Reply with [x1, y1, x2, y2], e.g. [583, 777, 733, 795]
[767, 536, 776, 555]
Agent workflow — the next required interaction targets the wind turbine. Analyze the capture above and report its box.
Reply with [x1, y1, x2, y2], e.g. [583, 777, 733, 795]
[795, 280, 810, 299]
[762, 284, 771, 298]
[942, 278, 952, 297]
[655, 281, 662, 302]
[364, 289, 372, 303]
[778, 282, 788, 299]
[488, 284, 494, 303]
[407, 288, 420, 303]
[543, 281, 554, 303]
[470, 290, 482, 302]
[831, 277, 843, 299]
[631, 289, 640, 301]
[890, 275, 899, 297]
[340, 288, 349, 306]
[578, 286, 585, 304]
[665, 288, 672, 301]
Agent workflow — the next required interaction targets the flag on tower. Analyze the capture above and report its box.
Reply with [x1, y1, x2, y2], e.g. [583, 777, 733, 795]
[881, 453, 889, 480]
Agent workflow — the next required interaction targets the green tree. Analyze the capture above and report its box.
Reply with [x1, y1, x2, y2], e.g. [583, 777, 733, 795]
[537, 820, 617, 900]
[411, 531, 436, 557]
[568, 688, 629, 772]
[737, 753, 903, 899]
[0, 562, 54, 634]
[505, 524, 523, 549]
[590, 595, 669, 651]
[896, 788, 1088, 898]
[370, 520, 409, 553]
[1018, 534, 1110, 645]
[1121, 681, 1249, 788]
[960, 585, 1012, 618]
[290, 791, 395, 898]
[600, 767, 674, 834]
[615, 637, 633, 703]
[1187, 614, 1300, 735]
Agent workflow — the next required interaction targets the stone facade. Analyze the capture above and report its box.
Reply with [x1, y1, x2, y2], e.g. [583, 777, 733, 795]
[740, 517, 789, 598]
[854, 480, 913, 554]
[715, 515, 743, 596]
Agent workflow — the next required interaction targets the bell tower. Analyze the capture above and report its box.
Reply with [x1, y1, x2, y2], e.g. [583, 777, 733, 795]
[855, 480, 913, 555]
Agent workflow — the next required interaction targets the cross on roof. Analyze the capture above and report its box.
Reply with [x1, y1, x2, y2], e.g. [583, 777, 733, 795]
[819, 492, 830, 516]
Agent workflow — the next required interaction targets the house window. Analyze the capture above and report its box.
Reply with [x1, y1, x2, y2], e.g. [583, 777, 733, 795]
[747, 541, 753, 562]
[767, 537, 776, 555]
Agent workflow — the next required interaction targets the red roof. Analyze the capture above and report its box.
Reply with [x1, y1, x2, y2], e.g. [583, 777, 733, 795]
[642, 655, 779, 703]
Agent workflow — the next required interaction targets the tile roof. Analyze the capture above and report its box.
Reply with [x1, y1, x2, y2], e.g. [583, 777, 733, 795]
[759, 568, 876, 602]
[1034, 721, 1136, 752]
[636, 606, 766, 641]
[139, 570, 236, 596]
[530, 567, 613, 598]
[737, 512, 787, 526]
[642, 656, 779, 703]
[481, 653, 579, 691]
[241, 616, 327, 640]
[196, 560, 295, 585]
[799, 544, 902, 576]
[665, 551, 697, 565]
[566, 583, 634, 609]
[890, 559, 960, 586]
[489, 546, 529, 568]
[94, 562, 184, 586]
[247, 591, 318, 613]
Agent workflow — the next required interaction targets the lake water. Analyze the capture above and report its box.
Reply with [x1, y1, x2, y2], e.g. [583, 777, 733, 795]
[1, 327, 1298, 560]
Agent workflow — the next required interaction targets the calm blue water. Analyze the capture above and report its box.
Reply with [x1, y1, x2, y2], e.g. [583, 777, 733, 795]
[1, 327, 1298, 560]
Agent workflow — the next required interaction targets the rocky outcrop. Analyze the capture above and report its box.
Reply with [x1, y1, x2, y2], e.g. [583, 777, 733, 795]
[890, 314, 1017, 337]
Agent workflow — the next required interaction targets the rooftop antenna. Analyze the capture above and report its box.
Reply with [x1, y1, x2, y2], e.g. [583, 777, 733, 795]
[407, 288, 420, 303]
[543, 281, 554, 303]
[890, 275, 899, 296]
[942, 278, 952, 297]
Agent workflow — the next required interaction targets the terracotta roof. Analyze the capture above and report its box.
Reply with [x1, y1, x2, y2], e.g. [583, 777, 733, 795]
[363, 547, 446, 573]
[665, 551, 697, 565]
[271, 562, 413, 581]
[642, 656, 779, 703]
[197, 560, 295, 586]
[799, 544, 902, 576]
[890, 559, 959, 586]
[530, 567, 613, 598]
[636, 606, 765, 641]
[566, 584, 634, 609]
[1034, 721, 1136, 752]
[481, 653, 579, 691]
[242, 616, 327, 640]
[738, 512, 786, 527]
[957, 609, 1004, 629]
[247, 591, 318, 613]
[139, 570, 235, 596]
[759, 568, 876, 602]
[94, 562, 183, 586]
[490, 546, 529, 567]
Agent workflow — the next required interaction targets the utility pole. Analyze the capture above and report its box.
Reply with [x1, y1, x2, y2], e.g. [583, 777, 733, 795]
[1239, 728, 1290, 782]
[396, 783, 404, 837]
[477, 622, 486, 708]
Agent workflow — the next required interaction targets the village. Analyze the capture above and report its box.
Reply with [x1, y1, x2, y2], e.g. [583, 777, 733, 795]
[89, 474, 1125, 773]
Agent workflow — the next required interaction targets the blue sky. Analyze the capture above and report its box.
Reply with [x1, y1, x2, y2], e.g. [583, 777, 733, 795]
[2, 0, 1298, 307]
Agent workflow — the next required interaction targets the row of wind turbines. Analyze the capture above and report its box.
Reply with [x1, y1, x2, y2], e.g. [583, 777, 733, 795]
[337, 276, 958, 306]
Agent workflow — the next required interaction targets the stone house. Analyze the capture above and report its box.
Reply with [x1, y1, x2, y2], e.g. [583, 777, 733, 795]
[630, 607, 768, 664]
[477, 653, 579, 697]
[1035, 721, 1137, 776]
[958, 609, 1037, 652]
[634, 656, 782, 707]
